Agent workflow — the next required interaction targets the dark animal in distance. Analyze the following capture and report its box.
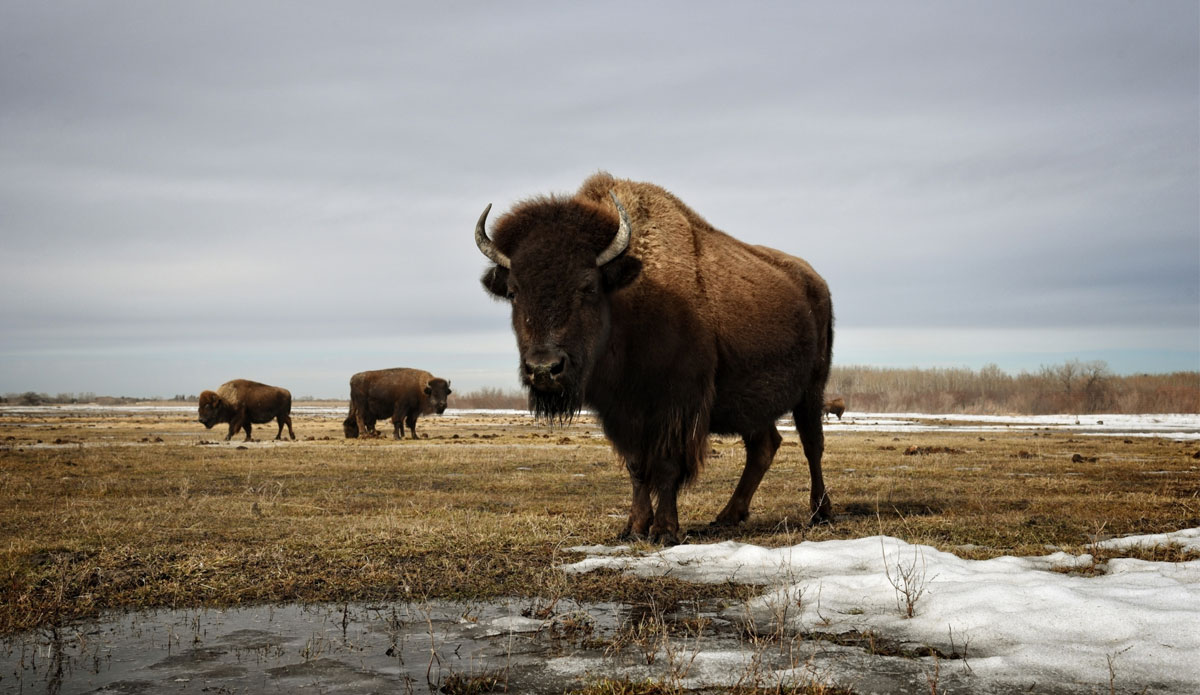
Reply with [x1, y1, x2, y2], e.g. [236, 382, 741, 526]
[342, 368, 451, 440]
[823, 398, 846, 420]
[475, 172, 834, 544]
[197, 379, 295, 442]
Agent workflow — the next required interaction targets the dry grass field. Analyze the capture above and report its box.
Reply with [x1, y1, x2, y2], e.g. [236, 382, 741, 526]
[1, 406, 1197, 644]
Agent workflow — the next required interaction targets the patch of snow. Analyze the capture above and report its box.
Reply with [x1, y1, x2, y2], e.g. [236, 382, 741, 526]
[786, 412, 1200, 440]
[474, 614, 545, 636]
[1096, 528, 1200, 553]
[561, 530, 1200, 693]
[566, 544, 632, 555]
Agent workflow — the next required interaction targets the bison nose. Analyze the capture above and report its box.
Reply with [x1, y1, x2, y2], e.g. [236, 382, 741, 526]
[523, 350, 567, 389]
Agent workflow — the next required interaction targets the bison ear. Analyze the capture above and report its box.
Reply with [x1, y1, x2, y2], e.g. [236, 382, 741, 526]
[424, 385, 432, 396]
[601, 255, 641, 293]
[481, 265, 510, 299]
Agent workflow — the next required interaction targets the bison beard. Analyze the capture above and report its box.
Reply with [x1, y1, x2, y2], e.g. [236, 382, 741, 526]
[527, 382, 582, 424]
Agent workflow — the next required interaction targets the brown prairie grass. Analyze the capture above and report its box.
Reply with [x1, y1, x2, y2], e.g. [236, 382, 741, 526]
[0, 410, 1197, 636]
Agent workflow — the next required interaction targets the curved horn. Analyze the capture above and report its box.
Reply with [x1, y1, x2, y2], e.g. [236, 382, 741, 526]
[474, 203, 511, 269]
[597, 191, 632, 266]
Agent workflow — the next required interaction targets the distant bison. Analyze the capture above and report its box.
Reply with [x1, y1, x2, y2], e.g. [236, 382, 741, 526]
[823, 398, 846, 420]
[342, 368, 451, 440]
[198, 379, 295, 442]
[475, 173, 834, 544]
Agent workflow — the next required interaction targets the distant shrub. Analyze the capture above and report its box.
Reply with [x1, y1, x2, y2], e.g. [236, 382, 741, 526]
[827, 361, 1198, 414]
[453, 387, 526, 410]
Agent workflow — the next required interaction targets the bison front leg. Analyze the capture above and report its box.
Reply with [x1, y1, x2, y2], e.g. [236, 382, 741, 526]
[226, 411, 246, 442]
[619, 468, 654, 541]
[713, 426, 782, 527]
[355, 406, 375, 439]
[405, 414, 419, 439]
[649, 485, 682, 546]
[623, 456, 685, 546]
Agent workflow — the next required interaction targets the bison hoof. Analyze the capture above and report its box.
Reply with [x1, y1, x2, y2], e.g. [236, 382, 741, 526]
[617, 530, 680, 546]
[808, 508, 835, 525]
[617, 528, 643, 543]
[710, 512, 748, 528]
[649, 531, 680, 547]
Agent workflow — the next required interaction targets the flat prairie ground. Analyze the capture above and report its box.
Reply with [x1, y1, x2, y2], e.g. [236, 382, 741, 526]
[0, 407, 1197, 637]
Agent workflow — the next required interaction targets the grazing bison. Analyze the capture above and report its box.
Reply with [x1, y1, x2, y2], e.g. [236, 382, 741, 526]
[475, 173, 834, 544]
[342, 368, 451, 440]
[198, 379, 295, 442]
[823, 398, 846, 420]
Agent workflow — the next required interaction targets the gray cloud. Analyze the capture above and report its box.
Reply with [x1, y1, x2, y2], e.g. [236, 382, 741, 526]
[1, 1, 1196, 396]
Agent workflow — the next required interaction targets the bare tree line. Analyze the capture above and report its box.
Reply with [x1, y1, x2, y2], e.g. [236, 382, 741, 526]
[826, 360, 1199, 414]
[3, 361, 1197, 413]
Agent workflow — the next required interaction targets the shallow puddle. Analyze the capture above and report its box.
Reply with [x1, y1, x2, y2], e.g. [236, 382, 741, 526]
[0, 597, 989, 695]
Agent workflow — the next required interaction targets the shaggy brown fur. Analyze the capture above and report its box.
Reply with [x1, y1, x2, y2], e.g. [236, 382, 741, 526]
[478, 172, 834, 544]
[823, 397, 846, 420]
[342, 368, 451, 440]
[197, 379, 294, 442]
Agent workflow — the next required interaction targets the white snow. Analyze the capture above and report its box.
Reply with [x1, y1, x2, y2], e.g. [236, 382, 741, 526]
[810, 412, 1200, 440]
[562, 531, 1200, 693]
[473, 614, 546, 637]
[4, 406, 1197, 440]
[1095, 528, 1200, 553]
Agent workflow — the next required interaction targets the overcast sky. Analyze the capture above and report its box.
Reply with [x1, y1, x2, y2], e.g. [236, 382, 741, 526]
[1, 1, 1196, 398]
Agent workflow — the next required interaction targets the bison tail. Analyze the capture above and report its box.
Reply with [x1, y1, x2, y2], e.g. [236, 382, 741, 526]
[678, 406, 709, 489]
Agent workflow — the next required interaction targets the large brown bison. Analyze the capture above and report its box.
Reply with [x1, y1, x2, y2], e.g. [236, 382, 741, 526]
[823, 397, 846, 420]
[342, 368, 451, 440]
[198, 379, 295, 442]
[475, 173, 834, 544]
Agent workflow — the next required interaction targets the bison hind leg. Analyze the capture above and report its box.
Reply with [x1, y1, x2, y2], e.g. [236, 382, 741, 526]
[794, 400, 833, 524]
[712, 425, 782, 528]
[275, 414, 294, 440]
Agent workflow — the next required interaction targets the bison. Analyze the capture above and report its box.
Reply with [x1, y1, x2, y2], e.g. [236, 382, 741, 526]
[342, 368, 451, 440]
[823, 397, 846, 420]
[475, 172, 834, 544]
[198, 379, 295, 442]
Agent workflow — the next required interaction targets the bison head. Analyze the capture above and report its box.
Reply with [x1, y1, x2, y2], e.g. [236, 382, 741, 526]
[477, 191, 641, 421]
[342, 415, 359, 438]
[197, 390, 223, 428]
[424, 378, 451, 415]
